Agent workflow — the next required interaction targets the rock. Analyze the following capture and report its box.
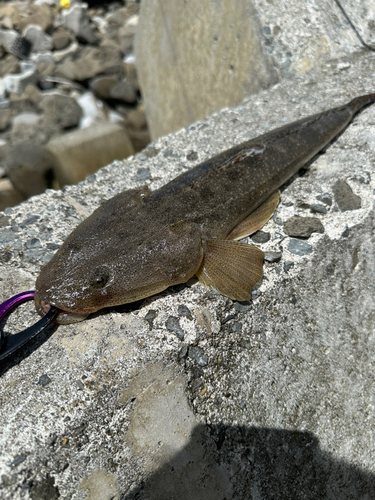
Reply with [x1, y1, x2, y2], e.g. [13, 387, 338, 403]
[288, 238, 313, 256]
[310, 203, 327, 215]
[166, 316, 184, 340]
[3, 62, 37, 94]
[284, 216, 324, 239]
[0, 4, 22, 29]
[52, 41, 79, 63]
[123, 58, 140, 91]
[55, 45, 123, 81]
[89, 75, 119, 99]
[46, 122, 134, 185]
[0, 178, 25, 211]
[135, 0, 278, 139]
[37, 60, 55, 78]
[264, 251, 282, 263]
[17, 4, 53, 32]
[62, 3, 98, 45]
[188, 346, 208, 366]
[0, 54, 20, 77]
[9, 113, 57, 146]
[251, 230, 270, 243]
[23, 24, 53, 53]
[0, 108, 11, 131]
[5, 142, 54, 197]
[0, 29, 31, 58]
[51, 27, 72, 51]
[39, 93, 83, 129]
[109, 80, 137, 103]
[76, 91, 107, 128]
[283, 261, 294, 272]
[316, 193, 332, 206]
[333, 179, 361, 211]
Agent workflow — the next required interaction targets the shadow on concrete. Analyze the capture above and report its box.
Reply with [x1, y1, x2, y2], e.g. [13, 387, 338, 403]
[124, 424, 374, 500]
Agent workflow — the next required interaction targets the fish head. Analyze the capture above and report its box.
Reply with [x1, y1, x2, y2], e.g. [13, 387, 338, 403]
[35, 217, 203, 324]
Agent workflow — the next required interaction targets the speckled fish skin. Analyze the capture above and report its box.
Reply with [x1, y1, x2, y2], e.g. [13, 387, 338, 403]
[35, 94, 375, 323]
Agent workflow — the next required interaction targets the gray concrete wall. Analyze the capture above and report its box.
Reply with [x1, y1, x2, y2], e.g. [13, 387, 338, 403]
[0, 48, 375, 500]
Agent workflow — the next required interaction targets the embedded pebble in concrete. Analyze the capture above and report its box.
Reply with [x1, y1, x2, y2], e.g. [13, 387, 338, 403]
[165, 316, 185, 340]
[333, 180, 361, 211]
[284, 261, 294, 272]
[310, 204, 327, 215]
[288, 238, 313, 256]
[177, 304, 193, 320]
[284, 216, 324, 239]
[264, 251, 282, 262]
[188, 346, 208, 366]
[251, 230, 270, 243]
[316, 193, 332, 206]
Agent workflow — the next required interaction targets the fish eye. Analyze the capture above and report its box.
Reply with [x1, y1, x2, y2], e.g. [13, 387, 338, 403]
[91, 268, 110, 289]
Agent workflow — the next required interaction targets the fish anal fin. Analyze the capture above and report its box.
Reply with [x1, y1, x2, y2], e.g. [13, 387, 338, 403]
[227, 190, 280, 241]
[196, 239, 264, 301]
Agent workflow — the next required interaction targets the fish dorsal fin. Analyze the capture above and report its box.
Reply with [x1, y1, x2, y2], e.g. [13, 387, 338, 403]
[196, 239, 264, 301]
[227, 190, 280, 241]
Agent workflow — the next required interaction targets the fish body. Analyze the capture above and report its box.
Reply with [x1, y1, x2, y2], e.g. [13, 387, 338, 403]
[35, 94, 375, 323]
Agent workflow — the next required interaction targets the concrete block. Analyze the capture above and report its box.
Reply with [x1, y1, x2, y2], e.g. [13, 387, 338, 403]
[46, 122, 135, 185]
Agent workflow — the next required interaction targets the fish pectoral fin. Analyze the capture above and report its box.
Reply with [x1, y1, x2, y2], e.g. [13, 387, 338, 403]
[227, 190, 280, 241]
[196, 239, 264, 301]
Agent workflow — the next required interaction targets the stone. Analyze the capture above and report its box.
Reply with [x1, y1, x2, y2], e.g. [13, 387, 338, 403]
[264, 251, 282, 263]
[123, 59, 140, 91]
[89, 75, 119, 100]
[316, 193, 332, 206]
[165, 316, 184, 340]
[0, 108, 11, 131]
[0, 54, 20, 77]
[0, 29, 31, 58]
[0, 4, 22, 29]
[333, 179, 361, 211]
[135, 0, 278, 138]
[52, 41, 80, 63]
[46, 122, 134, 185]
[251, 230, 271, 243]
[3, 63, 37, 94]
[0, 178, 24, 211]
[9, 113, 57, 146]
[310, 204, 327, 215]
[62, 3, 98, 45]
[109, 80, 137, 103]
[77, 91, 107, 128]
[39, 93, 83, 129]
[5, 142, 54, 197]
[23, 24, 53, 53]
[51, 27, 72, 51]
[55, 45, 123, 81]
[17, 4, 53, 32]
[288, 238, 313, 256]
[284, 216, 324, 239]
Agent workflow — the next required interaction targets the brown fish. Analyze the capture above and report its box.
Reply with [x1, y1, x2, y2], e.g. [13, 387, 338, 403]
[35, 94, 375, 323]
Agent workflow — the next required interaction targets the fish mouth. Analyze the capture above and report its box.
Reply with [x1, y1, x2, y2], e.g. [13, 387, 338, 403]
[35, 298, 95, 325]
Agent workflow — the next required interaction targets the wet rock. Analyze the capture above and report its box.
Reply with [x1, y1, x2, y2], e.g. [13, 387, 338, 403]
[90, 75, 119, 99]
[284, 216, 324, 239]
[39, 93, 83, 129]
[166, 316, 184, 340]
[288, 238, 313, 256]
[0, 54, 20, 77]
[18, 4, 53, 32]
[251, 230, 271, 243]
[0, 108, 11, 131]
[310, 203, 327, 215]
[316, 192, 332, 206]
[51, 27, 72, 51]
[333, 179, 361, 211]
[5, 142, 54, 197]
[23, 24, 53, 53]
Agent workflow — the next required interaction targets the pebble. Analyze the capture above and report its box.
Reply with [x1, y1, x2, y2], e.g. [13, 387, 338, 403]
[310, 204, 327, 215]
[165, 316, 184, 340]
[333, 179, 361, 211]
[177, 304, 193, 320]
[188, 346, 208, 366]
[23, 24, 53, 53]
[288, 238, 312, 256]
[284, 261, 294, 272]
[316, 193, 332, 206]
[38, 374, 52, 386]
[284, 216, 324, 239]
[133, 167, 151, 181]
[251, 230, 270, 243]
[144, 309, 157, 329]
[264, 251, 282, 262]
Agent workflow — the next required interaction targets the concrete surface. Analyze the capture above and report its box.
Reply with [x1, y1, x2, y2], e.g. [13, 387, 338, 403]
[0, 49, 375, 499]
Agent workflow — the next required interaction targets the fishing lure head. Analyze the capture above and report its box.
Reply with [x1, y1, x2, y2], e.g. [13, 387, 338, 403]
[35, 200, 203, 324]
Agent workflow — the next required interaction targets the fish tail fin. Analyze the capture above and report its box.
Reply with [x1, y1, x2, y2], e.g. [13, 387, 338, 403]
[348, 93, 375, 115]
